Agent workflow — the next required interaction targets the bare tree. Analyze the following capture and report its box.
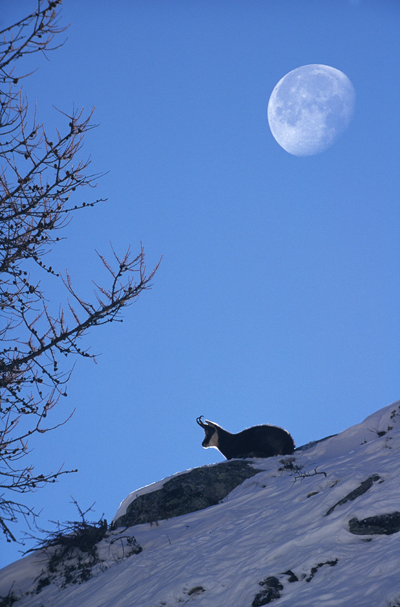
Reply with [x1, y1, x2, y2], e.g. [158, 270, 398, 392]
[0, 1, 159, 542]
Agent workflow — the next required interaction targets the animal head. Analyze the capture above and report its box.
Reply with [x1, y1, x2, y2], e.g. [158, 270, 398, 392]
[196, 416, 220, 449]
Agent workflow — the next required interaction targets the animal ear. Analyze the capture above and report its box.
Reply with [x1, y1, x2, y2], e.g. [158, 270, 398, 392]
[204, 420, 217, 428]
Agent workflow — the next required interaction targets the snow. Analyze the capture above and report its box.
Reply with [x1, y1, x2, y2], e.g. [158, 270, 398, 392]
[1, 401, 400, 607]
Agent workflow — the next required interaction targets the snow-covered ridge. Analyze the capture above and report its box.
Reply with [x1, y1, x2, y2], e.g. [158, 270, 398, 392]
[1, 401, 400, 607]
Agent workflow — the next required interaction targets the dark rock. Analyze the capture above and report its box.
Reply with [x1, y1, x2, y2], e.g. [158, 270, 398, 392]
[187, 586, 205, 596]
[349, 512, 400, 536]
[252, 576, 283, 606]
[282, 570, 299, 583]
[305, 559, 338, 582]
[112, 460, 262, 529]
[325, 475, 381, 516]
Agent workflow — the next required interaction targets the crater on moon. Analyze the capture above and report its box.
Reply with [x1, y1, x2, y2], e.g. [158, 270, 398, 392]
[267, 64, 355, 156]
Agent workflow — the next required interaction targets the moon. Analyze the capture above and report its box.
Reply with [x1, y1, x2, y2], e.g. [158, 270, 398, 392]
[267, 64, 355, 156]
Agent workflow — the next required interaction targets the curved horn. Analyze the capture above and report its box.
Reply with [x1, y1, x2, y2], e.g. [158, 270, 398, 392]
[196, 415, 208, 428]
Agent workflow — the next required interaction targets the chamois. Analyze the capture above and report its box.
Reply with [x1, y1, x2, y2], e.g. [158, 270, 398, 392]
[196, 416, 295, 460]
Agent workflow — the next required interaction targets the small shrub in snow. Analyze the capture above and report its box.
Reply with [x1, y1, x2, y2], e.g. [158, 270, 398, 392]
[29, 502, 142, 594]
[0, 588, 18, 607]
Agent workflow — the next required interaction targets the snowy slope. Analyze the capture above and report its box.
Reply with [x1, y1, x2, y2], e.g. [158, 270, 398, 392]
[1, 401, 400, 607]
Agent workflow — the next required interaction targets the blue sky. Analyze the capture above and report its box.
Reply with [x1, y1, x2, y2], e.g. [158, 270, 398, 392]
[1, 0, 399, 567]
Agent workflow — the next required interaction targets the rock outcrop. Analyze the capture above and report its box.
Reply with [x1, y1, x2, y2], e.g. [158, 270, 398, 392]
[349, 512, 400, 536]
[112, 460, 262, 529]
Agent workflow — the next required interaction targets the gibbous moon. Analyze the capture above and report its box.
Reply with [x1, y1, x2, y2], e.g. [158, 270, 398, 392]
[267, 64, 355, 156]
